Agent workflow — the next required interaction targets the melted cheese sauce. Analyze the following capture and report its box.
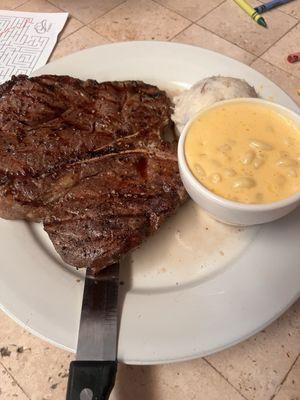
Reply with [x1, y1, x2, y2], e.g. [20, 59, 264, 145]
[185, 102, 300, 204]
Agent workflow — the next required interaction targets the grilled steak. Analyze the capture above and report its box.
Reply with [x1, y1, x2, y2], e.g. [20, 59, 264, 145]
[0, 75, 186, 272]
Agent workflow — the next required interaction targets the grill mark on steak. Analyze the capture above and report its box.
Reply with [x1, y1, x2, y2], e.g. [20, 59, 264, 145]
[0, 74, 187, 272]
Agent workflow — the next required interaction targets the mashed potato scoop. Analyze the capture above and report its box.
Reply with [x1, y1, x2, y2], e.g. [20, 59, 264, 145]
[172, 76, 258, 134]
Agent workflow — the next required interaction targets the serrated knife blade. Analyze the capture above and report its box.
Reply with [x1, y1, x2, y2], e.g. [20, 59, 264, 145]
[66, 263, 119, 400]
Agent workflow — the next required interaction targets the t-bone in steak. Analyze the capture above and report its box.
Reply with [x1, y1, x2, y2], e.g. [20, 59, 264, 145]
[0, 75, 187, 272]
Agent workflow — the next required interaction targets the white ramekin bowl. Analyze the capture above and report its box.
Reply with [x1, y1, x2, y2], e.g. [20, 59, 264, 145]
[178, 98, 300, 226]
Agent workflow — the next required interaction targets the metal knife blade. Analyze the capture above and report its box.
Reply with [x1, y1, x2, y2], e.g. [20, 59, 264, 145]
[66, 263, 119, 400]
[76, 263, 120, 361]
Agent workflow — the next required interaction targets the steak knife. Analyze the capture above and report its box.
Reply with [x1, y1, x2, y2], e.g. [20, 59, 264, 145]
[66, 263, 119, 400]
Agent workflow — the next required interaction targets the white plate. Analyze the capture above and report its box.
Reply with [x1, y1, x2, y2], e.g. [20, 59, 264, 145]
[0, 41, 299, 365]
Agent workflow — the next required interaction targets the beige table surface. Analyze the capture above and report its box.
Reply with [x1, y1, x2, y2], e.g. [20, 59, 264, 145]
[0, 0, 300, 399]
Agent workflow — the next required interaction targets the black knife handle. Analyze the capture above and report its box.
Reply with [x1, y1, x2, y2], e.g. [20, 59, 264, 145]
[66, 360, 117, 400]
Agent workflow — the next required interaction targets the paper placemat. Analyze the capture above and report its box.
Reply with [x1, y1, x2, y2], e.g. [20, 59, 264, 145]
[0, 10, 68, 84]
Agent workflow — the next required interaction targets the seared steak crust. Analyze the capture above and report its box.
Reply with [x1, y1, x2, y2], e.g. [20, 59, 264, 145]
[0, 75, 186, 271]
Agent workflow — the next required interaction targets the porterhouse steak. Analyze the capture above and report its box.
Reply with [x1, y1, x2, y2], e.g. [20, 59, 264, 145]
[0, 75, 186, 272]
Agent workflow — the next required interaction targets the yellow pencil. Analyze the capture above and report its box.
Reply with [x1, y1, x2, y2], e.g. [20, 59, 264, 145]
[233, 0, 267, 28]
[297, 88, 300, 96]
